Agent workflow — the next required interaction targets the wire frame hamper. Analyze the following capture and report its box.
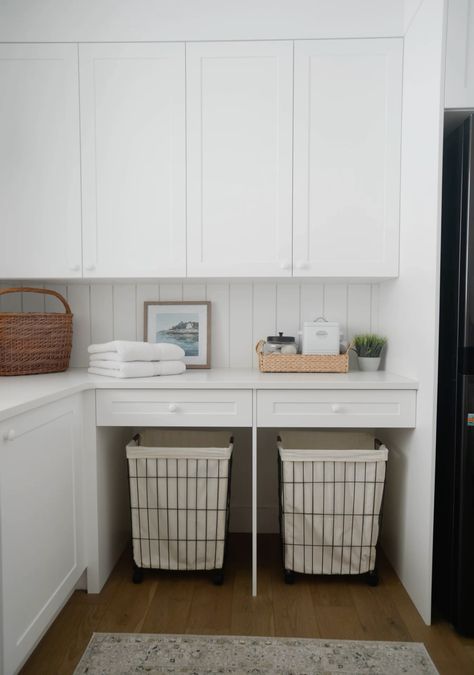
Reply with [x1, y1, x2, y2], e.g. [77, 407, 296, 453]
[277, 431, 388, 586]
[126, 429, 233, 585]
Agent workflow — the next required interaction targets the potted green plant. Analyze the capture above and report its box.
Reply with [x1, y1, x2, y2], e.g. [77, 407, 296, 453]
[352, 334, 387, 371]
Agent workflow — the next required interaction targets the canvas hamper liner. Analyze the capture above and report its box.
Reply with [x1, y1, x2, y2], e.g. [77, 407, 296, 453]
[277, 430, 388, 576]
[126, 429, 233, 572]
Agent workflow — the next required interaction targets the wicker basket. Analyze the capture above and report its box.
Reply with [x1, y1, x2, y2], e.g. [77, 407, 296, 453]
[0, 287, 73, 376]
[256, 340, 350, 373]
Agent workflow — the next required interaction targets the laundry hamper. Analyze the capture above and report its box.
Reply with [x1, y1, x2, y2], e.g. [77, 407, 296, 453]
[277, 431, 388, 586]
[126, 429, 233, 585]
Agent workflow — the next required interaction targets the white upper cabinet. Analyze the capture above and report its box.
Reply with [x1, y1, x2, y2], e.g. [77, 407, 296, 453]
[0, 44, 82, 279]
[186, 41, 293, 277]
[293, 39, 402, 277]
[79, 43, 186, 278]
[445, 0, 474, 109]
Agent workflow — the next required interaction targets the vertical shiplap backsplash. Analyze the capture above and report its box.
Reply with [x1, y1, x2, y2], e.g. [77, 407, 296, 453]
[1, 281, 379, 368]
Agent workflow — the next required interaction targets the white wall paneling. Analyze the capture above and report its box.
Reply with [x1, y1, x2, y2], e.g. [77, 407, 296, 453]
[276, 284, 300, 337]
[67, 285, 91, 368]
[90, 284, 114, 345]
[135, 283, 160, 343]
[348, 284, 372, 337]
[186, 41, 293, 277]
[4, 281, 379, 367]
[377, 0, 446, 624]
[112, 285, 137, 342]
[0, 44, 82, 279]
[206, 283, 230, 368]
[324, 284, 348, 340]
[229, 284, 253, 369]
[293, 38, 403, 278]
[79, 43, 186, 278]
[252, 284, 277, 368]
[20, 284, 46, 314]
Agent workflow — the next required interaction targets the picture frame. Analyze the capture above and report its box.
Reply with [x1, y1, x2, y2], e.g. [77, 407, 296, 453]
[144, 301, 211, 369]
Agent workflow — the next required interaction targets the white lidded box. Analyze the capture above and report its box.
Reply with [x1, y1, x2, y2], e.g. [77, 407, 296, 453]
[302, 317, 340, 355]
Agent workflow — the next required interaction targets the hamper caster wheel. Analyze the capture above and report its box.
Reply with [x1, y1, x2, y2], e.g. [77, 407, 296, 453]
[367, 570, 379, 587]
[132, 567, 144, 584]
[212, 571, 224, 586]
[284, 570, 295, 585]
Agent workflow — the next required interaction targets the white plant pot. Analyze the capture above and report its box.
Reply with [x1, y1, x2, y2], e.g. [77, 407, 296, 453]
[358, 356, 381, 372]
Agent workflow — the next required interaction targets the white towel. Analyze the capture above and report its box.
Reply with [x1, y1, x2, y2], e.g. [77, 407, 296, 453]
[88, 340, 185, 362]
[88, 360, 186, 378]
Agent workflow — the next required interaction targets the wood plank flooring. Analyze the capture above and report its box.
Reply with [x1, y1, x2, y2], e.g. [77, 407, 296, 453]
[20, 535, 474, 675]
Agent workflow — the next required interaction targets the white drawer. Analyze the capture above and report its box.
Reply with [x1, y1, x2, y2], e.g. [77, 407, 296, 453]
[96, 389, 252, 427]
[257, 389, 416, 428]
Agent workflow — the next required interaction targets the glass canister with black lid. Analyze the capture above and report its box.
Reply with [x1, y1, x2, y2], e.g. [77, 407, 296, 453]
[264, 332, 297, 354]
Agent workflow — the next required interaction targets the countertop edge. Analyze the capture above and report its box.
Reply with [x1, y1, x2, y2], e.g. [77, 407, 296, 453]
[0, 368, 419, 423]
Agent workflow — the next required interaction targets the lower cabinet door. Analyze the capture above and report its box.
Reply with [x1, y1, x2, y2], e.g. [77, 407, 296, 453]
[0, 396, 85, 675]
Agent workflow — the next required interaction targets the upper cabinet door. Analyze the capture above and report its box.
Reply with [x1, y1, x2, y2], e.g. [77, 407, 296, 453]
[293, 39, 402, 278]
[445, 0, 474, 109]
[80, 43, 186, 278]
[186, 41, 293, 277]
[0, 44, 82, 279]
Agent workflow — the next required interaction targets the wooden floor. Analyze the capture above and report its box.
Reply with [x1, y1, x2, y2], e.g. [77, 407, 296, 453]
[20, 534, 474, 675]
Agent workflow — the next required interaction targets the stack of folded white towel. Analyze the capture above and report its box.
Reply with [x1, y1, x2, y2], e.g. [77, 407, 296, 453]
[88, 341, 186, 378]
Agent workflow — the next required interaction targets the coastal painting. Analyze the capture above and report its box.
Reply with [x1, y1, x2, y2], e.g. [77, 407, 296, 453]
[144, 301, 211, 368]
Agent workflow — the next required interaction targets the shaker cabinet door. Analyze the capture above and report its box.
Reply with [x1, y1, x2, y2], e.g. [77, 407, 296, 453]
[186, 41, 293, 277]
[0, 44, 82, 279]
[79, 43, 186, 278]
[293, 39, 402, 277]
[0, 396, 85, 675]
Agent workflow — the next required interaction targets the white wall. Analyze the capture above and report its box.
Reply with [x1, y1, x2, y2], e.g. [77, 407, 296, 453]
[0, 0, 404, 42]
[0, 281, 378, 369]
[377, 0, 446, 625]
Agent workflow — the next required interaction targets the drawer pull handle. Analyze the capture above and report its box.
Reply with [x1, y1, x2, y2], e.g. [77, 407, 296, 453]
[168, 403, 178, 413]
[3, 429, 16, 441]
[331, 404, 342, 413]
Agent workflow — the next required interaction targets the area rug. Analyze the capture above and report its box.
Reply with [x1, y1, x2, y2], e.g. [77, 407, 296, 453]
[73, 632, 439, 674]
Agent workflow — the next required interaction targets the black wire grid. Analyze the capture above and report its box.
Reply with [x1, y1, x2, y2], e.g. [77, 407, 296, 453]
[278, 441, 386, 576]
[127, 449, 233, 573]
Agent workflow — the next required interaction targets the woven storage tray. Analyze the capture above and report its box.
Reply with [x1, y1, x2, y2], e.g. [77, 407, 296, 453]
[256, 340, 350, 373]
[0, 287, 73, 376]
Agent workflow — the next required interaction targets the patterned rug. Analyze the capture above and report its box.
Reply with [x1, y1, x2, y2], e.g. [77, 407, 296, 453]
[73, 632, 439, 674]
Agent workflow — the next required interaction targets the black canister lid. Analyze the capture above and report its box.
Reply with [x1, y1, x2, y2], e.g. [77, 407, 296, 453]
[267, 332, 295, 344]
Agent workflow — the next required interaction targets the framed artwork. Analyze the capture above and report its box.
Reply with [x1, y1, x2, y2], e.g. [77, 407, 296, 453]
[144, 301, 211, 369]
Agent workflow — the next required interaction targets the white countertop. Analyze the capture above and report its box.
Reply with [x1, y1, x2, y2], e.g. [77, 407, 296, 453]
[0, 367, 418, 422]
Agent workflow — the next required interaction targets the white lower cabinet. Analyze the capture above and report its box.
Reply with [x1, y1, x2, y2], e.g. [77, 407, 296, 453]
[0, 396, 85, 675]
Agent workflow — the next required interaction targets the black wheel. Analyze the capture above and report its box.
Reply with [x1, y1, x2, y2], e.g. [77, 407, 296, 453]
[367, 569, 379, 587]
[132, 567, 144, 584]
[284, 570, 296, 585]
[212, 571, 224, 586]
